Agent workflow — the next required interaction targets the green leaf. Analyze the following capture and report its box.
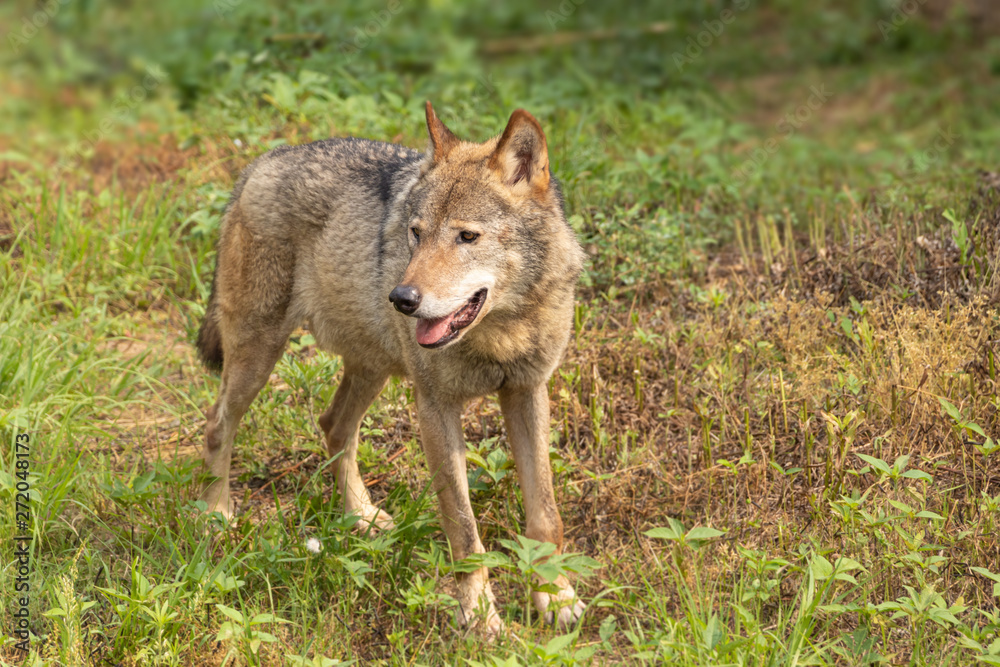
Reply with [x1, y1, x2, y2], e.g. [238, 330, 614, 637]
[561, 554, 601, 576]
[645, 522, 684, 541]
[686, 527, 726, 541]
[857, 454, 891, 474]
[957, 636, 984, 652]
[833, 557, 866, 573]
[840, 317, 854, 337]
[644, 527, 674, 539]
[453, 551, 511, 572]
[810, 555, 834, 580]
[216, 622, 238, 642]
[891, 454, 911, 470]
[915, 510, 944, 520]
[929, 608, 962, 627]
[216, 604, 244, 623]
[939, 397, 963, 423]
[250, 612, 288, 625]
[971, 567, 1000, 583]
[966, 422, 988, 437]
[534, 562, 562, 583]
[901, 469, 933, 482]
[889, 500, 914, 514]
[544, 632, 576, 655]
[466, 451, 488, 468]
[599, 615, 617, 642]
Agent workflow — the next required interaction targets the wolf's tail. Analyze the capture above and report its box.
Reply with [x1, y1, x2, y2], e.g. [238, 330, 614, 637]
[196, 162, 258, 373]
[196, 271, 224, 372]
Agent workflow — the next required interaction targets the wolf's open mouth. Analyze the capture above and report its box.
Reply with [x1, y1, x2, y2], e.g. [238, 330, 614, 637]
[415, 288, 488, 348]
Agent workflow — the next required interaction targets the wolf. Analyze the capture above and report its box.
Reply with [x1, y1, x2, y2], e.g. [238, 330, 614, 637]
[195, 102, 586, 634]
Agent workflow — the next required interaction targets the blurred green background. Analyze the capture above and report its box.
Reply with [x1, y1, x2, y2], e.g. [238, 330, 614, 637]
[5, 0, 998, 297]
[3, 0, 998, 200]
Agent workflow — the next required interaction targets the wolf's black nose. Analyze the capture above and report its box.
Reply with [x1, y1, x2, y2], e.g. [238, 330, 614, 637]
[389, 285, 421, 315]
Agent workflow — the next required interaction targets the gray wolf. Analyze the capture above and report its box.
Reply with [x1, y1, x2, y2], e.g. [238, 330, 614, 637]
[195, 102, 586, 634]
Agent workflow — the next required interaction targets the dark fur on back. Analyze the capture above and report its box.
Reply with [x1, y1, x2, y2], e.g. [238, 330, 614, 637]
[194, 137, 422, 374]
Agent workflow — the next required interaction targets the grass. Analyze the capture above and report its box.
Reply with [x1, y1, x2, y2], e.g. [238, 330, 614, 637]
[2, 0, 1000, 664]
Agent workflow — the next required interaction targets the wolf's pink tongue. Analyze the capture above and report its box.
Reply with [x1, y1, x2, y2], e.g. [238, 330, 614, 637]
[416, 314, 454, 346]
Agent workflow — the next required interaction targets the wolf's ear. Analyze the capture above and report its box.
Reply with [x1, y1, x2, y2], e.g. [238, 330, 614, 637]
[489, 109, 550, 193]
[425, 101, 460, 162]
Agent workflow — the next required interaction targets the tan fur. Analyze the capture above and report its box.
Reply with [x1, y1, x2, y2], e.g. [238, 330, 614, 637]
[196, 104, 586, 635]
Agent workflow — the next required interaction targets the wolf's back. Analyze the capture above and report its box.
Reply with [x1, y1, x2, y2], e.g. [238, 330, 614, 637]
[194, 137, 424, 372]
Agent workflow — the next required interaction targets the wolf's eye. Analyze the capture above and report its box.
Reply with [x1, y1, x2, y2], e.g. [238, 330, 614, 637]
[459, 231, 479, 243]
[410, 227, 420, 240]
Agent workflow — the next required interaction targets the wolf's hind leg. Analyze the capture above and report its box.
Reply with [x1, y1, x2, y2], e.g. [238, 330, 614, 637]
[200, 331, 290, 519]
[200, 205, 298, 519]
[318, 364, 392, 531]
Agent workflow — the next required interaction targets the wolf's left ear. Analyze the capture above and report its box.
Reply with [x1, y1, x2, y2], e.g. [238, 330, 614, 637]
[425, 101, 460, 162]
[489, 109, 550, 193]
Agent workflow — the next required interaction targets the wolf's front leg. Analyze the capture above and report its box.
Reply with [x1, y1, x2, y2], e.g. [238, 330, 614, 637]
[416, 391, 503, 637]
[499, 383, 585, 629]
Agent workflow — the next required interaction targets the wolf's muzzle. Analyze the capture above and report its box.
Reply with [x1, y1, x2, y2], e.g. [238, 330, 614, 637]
[389, 285, 422, 315]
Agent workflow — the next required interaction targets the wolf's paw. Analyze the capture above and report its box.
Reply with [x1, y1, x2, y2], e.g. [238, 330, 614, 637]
[456, 575, 505, 639]
[197, 481, 234, 521]
[350, 504, 395, 533]
[532, 577, 585, 629]
[457, 600, 505, 639]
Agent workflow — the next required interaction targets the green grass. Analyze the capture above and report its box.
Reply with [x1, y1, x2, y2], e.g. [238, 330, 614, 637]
[2, 0, 1000, 664]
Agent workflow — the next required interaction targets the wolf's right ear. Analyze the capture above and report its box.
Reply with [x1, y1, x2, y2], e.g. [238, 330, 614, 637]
[425, 101, 460, 163]
[488, 109, 550, 194]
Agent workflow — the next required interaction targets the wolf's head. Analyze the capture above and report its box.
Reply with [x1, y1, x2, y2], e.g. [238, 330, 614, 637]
[389, 102, 582, 350]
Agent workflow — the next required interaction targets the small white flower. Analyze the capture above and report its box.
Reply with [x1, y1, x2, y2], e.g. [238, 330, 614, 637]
[305, 537, 322, 554]
[234, 138, 243, 148]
